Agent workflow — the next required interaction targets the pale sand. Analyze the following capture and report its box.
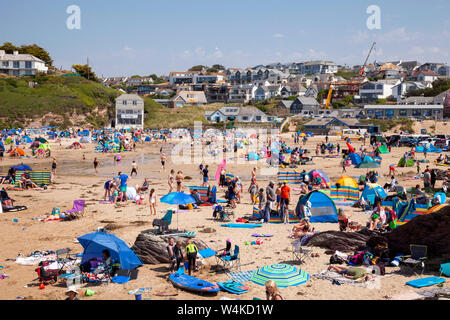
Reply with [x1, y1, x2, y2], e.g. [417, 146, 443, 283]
[0, 132, 448, 300]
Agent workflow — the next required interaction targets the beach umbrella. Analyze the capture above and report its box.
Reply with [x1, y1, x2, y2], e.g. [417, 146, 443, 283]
[12, 164, 32, 171]
[160, 192, 196, 231]
[251, 264, 309, 288]
[299, 133, 306, 137]
[355, 161, 380, 169]
[77, 232, 142, 270]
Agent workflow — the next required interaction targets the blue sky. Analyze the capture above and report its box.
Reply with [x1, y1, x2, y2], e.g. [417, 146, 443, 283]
[1, 0, 449, 77]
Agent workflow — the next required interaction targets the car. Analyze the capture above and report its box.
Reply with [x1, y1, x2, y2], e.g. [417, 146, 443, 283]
[399, 137, 418, 147]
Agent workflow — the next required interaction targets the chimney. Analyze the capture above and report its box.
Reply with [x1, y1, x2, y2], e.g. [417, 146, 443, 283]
[13, 50, 19, 55]
[0, 50, 4, 58]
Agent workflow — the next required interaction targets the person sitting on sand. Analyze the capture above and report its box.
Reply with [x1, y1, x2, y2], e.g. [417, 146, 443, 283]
[137, 178, 149, 193]
[338, 208, 362, 231]
[265, 280, 283, 300]
[368, 201, 387, 231]
[290, 220, 313, 239]
[19, 171, 38, 189]
[327, 265, 374, 282]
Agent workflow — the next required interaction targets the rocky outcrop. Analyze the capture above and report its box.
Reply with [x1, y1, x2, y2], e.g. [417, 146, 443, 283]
[385, 205, 450, 258]
[131, 229, 208, 264]
[307, 231, 370, 253]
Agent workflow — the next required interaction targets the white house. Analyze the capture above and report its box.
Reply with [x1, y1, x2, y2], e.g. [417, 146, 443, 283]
[0, 50, 48, 76]
[355, 79, 400, 102]
[205, 106, 274, 123]
[115, 94, 145, 129]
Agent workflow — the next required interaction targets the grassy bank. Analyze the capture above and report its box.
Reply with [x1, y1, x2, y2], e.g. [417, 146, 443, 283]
[360, 118, 415, 133]
[0, 75, 118, 128]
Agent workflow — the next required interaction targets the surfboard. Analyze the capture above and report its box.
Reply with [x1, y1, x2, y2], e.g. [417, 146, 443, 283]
[217, 280, 249, 294]
[169, 268, 219, 293]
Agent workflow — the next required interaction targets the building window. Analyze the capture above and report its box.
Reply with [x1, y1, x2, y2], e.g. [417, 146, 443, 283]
[399, 110, 407, 117]
[122, 100, 127, 105]
[25, 61, 32, 68]
[13, 61, 19, 68]
[2, 61, 8, 67]
[375, 110, 383, 117]
[255, 116, 261, 121]
[423, 110, 432, 117]
[385, 109, 394, 117]
[412, 109, 421, 116]
[242, 116, 249, 121]
[133, 100, 137, 105]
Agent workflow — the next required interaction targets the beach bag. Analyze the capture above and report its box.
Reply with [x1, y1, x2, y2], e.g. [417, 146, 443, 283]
[348, 251, 366, 265]
[52, 207, 60, 215]
[330, 255, 345, 265]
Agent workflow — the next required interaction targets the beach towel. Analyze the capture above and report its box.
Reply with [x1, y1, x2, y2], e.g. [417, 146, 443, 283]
[312, 270, 392, 288]
[198, 248, 216, 259]
[221, 223, 263, 228]
[226, 270, 256, 283]
[406, 277, 446, 288]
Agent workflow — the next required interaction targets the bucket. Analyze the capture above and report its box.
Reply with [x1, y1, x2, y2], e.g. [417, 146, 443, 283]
[135, 294, 142, 300]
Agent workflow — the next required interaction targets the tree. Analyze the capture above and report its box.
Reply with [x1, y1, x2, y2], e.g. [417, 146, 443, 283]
[0, 42, 20, 53]
[207, 67, 218, 73]
[20, 44, 53, 65]
[212, 64, 225, 70]
[0, 42, 53, 65]
[189, 65, 206, 72]
[72, 64, 99, 82]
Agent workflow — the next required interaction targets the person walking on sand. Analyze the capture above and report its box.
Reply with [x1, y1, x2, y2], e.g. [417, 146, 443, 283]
[251, 167, 257, 181]
[275, 182, 282, 212]
[149, 188, 157, 215]
[185, 238, 198, 276]
[202, 165, 209, 187]
[168, 169, 175, 193]
[51, 157, 57, 177]
[160, 149, 166, 172]
[280, 181, 291, 224]
[93, 157, 99, 175]
[131, 160, 138, 177]
[342, 158, 347, 172]
[176, 171, 184, 192]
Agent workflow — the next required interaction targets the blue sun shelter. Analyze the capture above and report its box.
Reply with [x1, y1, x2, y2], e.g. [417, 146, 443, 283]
[78, 232, 142, 270]
[295, 190, 338, 223]
[346, 153, 362, 165]
[360, 183, 387, 205]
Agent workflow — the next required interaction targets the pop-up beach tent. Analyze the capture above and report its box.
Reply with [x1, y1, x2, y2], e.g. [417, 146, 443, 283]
[78, 232, 142, 270]
[375, 145, 390, 154]
[330, 176, 359, 203]
[360, 183, 387, 204]
[346, 153, 362, 165]
[296, 190, 338, 223]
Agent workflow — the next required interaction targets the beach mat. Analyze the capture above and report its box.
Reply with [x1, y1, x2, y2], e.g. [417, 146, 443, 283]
[406, 277, 446, 288]
[221, 223, 263, 228]
[226, 270, 256, 283]
[199, 248, 216, 259]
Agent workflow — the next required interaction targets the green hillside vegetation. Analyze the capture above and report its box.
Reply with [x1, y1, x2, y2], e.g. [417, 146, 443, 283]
[360, 118, 415, 133]
[0, 75, 118, 128]
[143, 97, 209, 129]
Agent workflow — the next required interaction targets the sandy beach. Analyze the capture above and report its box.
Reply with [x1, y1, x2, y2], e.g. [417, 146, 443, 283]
[0, 132, 449, 300]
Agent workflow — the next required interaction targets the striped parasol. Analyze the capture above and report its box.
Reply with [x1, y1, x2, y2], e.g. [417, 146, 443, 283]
[250, 264, 309, 287]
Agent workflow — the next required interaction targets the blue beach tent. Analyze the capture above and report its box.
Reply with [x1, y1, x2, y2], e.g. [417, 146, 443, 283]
[296, 190, 338, 223]
[77, 232, 142, 270]
[360, 183, 387, 204]
[346, 153, 362, 165]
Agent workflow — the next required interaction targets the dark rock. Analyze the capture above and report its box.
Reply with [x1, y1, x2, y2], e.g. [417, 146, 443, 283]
[307, 230, 370, 253]
[131, 229, 208, 264]
[384, 205, 450, 258]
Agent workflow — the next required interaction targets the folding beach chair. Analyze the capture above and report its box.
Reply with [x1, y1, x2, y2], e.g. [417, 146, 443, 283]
[64, 200, 86, 217]
[216, 245, 241, 272]
[152, 209, 173, 233]
[292, 239, 312, 265]
[401, 244, 428, 275]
